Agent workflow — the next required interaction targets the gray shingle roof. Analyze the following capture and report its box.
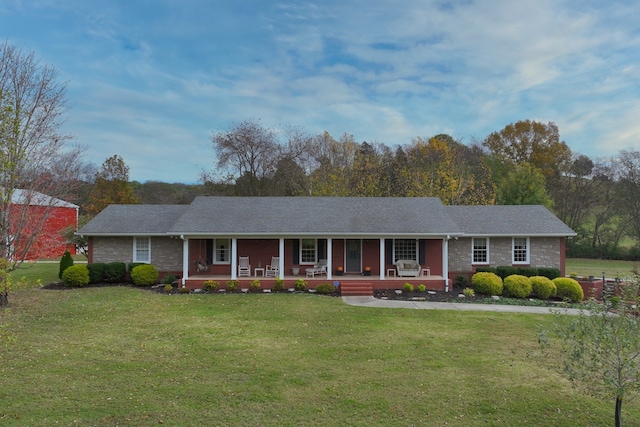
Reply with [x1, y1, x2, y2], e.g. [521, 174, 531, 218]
[78, 205, 190, 235]
[445, 205, 576, 236]
[169, 197, 461, 236]
[77, 197, 576, 237]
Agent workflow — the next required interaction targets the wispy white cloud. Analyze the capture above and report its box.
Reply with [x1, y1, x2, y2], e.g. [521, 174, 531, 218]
[1, 0, 639, 182]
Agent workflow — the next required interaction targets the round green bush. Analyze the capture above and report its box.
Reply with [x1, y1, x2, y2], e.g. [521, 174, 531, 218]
[130, 264, 159, 286]
[553, 277, 584, 302]
[503, 274, 532, 299]
[62, 264, 90, 287]
[402, 283, 414, 293]
[530, 276, 557, 300]
[315, 283, 335, 295]
[471, 272, 503, 296]
[294, 279, 307, 292]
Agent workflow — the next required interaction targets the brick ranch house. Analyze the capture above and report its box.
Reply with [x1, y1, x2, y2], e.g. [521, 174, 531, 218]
[77, 197, 575, 294]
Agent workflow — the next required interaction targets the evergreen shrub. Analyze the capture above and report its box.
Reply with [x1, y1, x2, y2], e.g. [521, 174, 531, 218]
[58, 250, 74, 280]
[62, 264, 89, 287]
[553, 277, 584, 303]
[537, 267, 561, 280]
[496, 266, 517, 279]
[503, 274, 532, 298]
[315, 283, 335, 295]
[471, 272, 503, 296]
[130, 264, 159, 286]
[530, 276, 557, 300]
[104, 262, 126, 283]
[86, 263, 106, 284]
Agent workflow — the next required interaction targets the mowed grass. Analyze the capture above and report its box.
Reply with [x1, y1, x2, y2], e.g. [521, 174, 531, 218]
[565, 258, 639, 279]
[2, 287, 640, 426]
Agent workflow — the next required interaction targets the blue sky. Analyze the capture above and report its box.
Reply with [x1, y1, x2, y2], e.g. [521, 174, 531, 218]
[2, 0, 639, 183]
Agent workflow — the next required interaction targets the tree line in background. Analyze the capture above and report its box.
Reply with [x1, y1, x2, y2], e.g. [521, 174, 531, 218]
[76, 118, 640, 261]
[2, 41, 639, 263]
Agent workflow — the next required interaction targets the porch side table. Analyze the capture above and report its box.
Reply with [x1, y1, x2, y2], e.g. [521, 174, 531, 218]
[254, 267, 265, 277]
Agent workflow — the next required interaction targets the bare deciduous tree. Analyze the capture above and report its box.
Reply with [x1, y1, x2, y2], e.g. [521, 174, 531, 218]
[0, 41, 86, 268]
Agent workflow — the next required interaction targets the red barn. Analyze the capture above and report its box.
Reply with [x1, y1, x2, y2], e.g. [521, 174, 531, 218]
[9, 189, 79, 260]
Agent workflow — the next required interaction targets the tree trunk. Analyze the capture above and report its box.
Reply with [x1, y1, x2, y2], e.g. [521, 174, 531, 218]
[615, 397, 622, 427]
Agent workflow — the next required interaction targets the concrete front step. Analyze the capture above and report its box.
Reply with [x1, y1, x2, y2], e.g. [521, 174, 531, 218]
[341, 282, 373, 296]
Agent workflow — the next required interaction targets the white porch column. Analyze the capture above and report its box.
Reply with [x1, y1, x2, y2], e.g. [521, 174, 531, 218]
[379, 238, 385, 280]
[181, 236, 189, 287]
[231, 238, 238, 279]
[278, 238, 285, 279]
[442, 237, 450, 292]
[327, 238, 332, 280]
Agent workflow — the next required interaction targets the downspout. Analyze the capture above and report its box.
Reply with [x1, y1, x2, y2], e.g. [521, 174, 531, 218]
[327, 238, 333, 280]
[180, 235, 188, 287]
[443, 236, 450, 292]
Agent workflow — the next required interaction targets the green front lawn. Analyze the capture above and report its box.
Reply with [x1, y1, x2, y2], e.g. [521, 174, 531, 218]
[1, 287, 638, 426]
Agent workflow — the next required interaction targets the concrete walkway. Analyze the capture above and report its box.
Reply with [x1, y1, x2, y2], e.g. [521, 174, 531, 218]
[342, 296, 583, 315]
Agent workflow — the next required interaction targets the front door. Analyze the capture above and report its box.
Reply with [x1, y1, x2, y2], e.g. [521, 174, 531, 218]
[345, 239, 361, 273]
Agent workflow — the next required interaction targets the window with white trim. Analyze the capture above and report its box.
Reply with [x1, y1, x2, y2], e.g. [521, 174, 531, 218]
[472, 237, 488, 264]
[134, 237, 150, 263]
[214, 239, 230, 263]
[300, 239, 317, 264]
[512, 237, 529, 264]
[394, 239, 417, 262]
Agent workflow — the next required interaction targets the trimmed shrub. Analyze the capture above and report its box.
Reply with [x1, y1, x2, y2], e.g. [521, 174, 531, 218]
[59, 250, 74, 280]
[530, 276, 556, 299]
[315, 283, 335, 295]
[537, 267, 561, 280]
[471, 272, 503, 296]
[86, 263, 106, 284]
[294, 279, 307, 292]
[455, 274, 469, 287]
[161, 274, 176, 285]
[516, 267, 538, 277]
[164, 284, 173, 293]
[496, 266, 517, 279]
[249, 279, 261, 291]
[272, 278, 285, 292]
[104, 262, 126, 283]
[475, 266, 497, 274]
[203, 280, 220, 292]
[417, 284, 426, 292]
[463, 287, 475, 297]
[62, 264, 89, 287]
[553, 277, 584, 302]
[226, 280, 239, 292]
[503, 274, 532, 299]
[130, 264, 159, 286]
[128, 262, 146, 272]
[402, 283, 414, 293]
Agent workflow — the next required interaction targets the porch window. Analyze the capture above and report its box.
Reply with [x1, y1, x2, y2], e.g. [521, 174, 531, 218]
[214, 239, 230, 264]
[512, 237, 529, 264]
[133, 237, 150, 263]
[300, 239, 317, 264]
[394, 239, 417, 262]
[472, 238, 489, 264]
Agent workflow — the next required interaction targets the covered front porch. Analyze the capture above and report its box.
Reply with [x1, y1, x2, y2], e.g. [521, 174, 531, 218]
[178, 235, 452, 293]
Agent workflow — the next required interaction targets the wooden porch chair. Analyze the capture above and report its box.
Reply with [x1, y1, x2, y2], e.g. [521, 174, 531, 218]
[238, 256, 251, 277]
[265, 257, 279, 277]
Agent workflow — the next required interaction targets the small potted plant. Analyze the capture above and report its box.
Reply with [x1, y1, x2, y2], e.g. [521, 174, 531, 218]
[363, 266, 371, 276]
[291, 265, 300, 276]
[336, 266, 343, 276]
